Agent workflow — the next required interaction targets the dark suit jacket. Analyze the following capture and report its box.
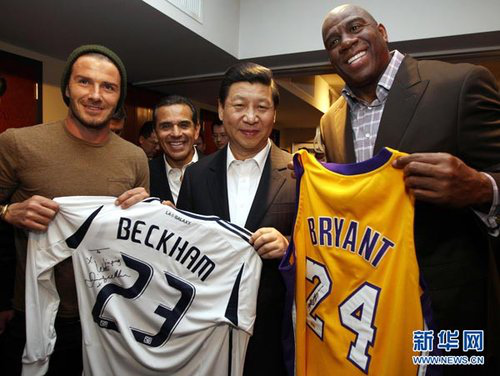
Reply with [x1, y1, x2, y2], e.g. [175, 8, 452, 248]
[149, 155, 174, 202]
[149, 151, 205, 202]
[0, 219, 15, 311]
[177, 143, 296, 376]
[322, 56, 500, 373]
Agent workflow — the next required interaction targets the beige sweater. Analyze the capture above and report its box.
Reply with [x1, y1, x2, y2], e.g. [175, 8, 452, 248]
[0, 121, 149, 317]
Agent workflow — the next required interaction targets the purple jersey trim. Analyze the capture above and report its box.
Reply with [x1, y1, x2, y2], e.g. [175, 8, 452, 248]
[322, 147, 393, 175]
[284, 149, 441, 376]
[420, 274, 443, 376]
[278, 152, 307, 376]
[279, 242, 296, 376]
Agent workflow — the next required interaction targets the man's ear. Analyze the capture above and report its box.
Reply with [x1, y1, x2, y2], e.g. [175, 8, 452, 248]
[218, 99, 224, 122]
[377, 23, 388, 43]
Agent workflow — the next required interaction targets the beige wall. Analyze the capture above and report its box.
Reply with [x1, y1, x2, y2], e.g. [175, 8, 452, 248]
[239, 0, 500, 59]
[0, 40, 67, 123]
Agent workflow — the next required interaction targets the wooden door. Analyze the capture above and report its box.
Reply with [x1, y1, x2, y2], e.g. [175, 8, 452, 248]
[200, 109, 219, 155]
[0, 50, 42, 133]
[123, 85, 163, 145]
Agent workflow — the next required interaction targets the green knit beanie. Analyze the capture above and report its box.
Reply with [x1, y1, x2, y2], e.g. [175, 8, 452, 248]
[60, 44, 127, 113]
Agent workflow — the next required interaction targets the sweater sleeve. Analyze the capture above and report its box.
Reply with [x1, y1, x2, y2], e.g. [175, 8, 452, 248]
[0, 128, 21, 202]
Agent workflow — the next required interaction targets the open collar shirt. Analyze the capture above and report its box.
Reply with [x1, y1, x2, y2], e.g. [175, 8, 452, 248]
[226, 139, 271, 227]
[164, 148, 199, 204]
[342, 50, 498, 233]
[342, 50, 404, 163]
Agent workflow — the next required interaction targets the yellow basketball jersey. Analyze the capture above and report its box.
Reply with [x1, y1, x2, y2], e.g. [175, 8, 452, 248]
[284, 148, 429, 376]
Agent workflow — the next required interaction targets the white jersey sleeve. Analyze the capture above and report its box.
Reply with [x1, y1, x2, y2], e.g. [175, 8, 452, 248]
[23, 196, 262, 376]
[23, 199, 102, 376]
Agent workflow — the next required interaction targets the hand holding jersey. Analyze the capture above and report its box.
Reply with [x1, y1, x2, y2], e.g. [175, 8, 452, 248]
[281, 149, 434, 376]
[163, 204, 289, 260]
[217, 69, 289, 261]
[250, 227, 289, 259]
[393, 152, 494, 208]
[2, 195, 59, 232]
[0, 45, 151, 375]
[3, 188, 149, 232]
[24, 197, 262, 376]
[298, 3, 500, 374]
[177, 62, 296, 375]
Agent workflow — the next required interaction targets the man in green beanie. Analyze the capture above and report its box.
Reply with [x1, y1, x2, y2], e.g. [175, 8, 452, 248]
[0, 44, 149, 375]
[60, 44, 128, 114]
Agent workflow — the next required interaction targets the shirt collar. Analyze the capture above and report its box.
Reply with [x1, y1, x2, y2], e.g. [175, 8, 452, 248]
[226, 139, 271, 172]
[164, 147, 199, 173]
[342, 50, 405, 105]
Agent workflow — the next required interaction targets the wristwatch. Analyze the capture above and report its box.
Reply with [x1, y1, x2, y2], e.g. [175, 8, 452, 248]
[0, 204, 9, 220]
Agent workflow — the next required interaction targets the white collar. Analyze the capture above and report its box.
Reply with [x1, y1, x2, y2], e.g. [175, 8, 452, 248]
[164, 147, 199, 173]
[226, 139, 271, 172]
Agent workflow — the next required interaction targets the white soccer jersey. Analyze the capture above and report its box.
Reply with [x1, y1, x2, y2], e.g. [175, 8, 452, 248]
[23, 196, 262, 376]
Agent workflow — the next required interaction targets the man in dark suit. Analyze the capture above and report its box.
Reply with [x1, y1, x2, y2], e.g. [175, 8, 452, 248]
[149, 95, 203, 204]
[320, 4, 500, 375]
[177, 62, 295, 375]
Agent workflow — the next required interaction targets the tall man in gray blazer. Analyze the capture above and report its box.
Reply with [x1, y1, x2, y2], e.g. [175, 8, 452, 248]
[320, 4, 500, 375]
[177, 62, 295, 376]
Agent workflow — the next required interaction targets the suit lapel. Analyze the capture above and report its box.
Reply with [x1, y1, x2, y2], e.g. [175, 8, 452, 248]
[162, 163, 174, 202]
[374, 56, 429, 153]
[151, 156, 173, 202]
[321, 96, 357, 164]
[245, 144, 287, 231]
[344, 115, 357, 163]
[207, 147, 230, 220]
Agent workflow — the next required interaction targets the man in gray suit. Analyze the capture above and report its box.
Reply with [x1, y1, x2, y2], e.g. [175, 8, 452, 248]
[320, 4, 500, 375]
[177, 62, 295, 375]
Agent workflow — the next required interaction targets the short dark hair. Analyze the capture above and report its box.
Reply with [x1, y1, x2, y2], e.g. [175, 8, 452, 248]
[139, 121, 155, 138]
[153, 95, 198, 125]
[211, 119, 223, 133]
[111, 105, 127, 121]
[218, 62, 279, 107]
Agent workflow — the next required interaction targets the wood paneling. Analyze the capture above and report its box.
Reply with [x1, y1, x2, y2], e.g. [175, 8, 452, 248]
[123, 85, 163, 145]
[200, 109, 219, 155]
[0, 50, 42, 133]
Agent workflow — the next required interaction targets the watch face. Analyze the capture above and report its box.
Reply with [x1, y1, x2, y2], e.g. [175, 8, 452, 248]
[0, 77, 6, 97]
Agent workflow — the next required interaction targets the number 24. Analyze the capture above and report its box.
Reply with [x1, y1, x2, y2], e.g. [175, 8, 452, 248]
[307, 258, 380, 373]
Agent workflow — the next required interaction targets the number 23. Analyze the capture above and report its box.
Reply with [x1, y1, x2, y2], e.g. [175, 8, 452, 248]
[92, 253, 195, 347]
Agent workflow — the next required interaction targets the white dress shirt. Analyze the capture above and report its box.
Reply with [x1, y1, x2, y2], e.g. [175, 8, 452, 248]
[226, 140, 271, 227]
[164, 148, 199, 204]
